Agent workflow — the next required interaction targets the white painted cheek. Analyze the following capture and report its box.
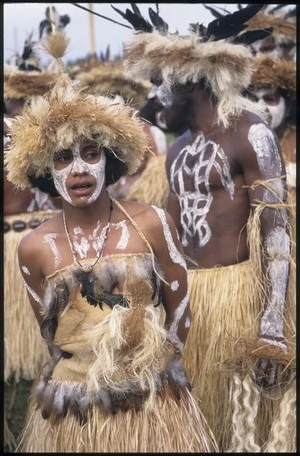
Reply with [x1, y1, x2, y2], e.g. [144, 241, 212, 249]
[268, 97, 286, 130]
[87, 153, 106, 204]
[156, 82, 173, 108]
[51, 166, 74, 205]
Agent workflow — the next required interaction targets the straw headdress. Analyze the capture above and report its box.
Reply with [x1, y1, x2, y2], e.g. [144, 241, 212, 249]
[5, 33, 149, 190]
[75, 60, 151, 110]
[248, 56, 296, 101]
[112, 4, 271, 128]
[4, 31, 57, 101]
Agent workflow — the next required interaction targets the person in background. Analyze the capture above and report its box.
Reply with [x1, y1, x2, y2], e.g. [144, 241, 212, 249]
[245, 55, 296, 203]
[3, 8, 70, 449]
[4, 31, 218, 453]
[73, 59, 168, 200]
[114, 3, 296, 452]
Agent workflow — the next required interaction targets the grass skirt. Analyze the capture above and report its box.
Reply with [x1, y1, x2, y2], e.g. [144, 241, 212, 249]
[17, 389, 217, 452]
[184, 201, 296, 452]
[126, 154, 169, 208]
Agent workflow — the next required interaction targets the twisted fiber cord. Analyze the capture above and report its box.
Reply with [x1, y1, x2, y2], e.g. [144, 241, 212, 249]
[241, 374, 261, 452]
[263, 380, 296, 452]
[226, 372, 244, 452]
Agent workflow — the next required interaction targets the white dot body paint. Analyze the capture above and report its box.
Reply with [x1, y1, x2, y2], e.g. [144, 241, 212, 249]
[43, 233, 62, 268]
[185, 316, 191, 328]
[151, 206, 187, 270]
[25, 282, 43, 306]
[171, 280, 179, 292]
[22, 266, 30, 276]
[260, 227, 290, 339]
[51, 142, 106, 206]
[170, 132, 235, 248]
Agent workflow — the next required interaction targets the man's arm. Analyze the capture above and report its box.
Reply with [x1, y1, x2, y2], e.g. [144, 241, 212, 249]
[237, 121, 291, 386]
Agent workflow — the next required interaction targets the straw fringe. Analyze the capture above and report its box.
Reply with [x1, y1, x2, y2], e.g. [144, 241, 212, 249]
[184, 199, 295, 452]
[184, 261, 261, 450]
[4, 212, 52, 382]
[17, 390, 217, 452]
[263, 378, 296, 452]
[127, 154, 169, 208]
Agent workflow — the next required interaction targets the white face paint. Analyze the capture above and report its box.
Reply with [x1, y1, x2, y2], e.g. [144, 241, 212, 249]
[170, 133, 235, 248]
[253, 89, 286, 130]
[51, 141, 106, 206]
[149, 82, 173, 108]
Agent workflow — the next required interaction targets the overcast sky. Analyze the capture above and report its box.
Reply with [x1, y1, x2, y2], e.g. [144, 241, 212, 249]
[4, 2, 247, 65]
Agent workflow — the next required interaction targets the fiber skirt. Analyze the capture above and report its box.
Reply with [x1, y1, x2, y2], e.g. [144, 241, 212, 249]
[17, 388, 217, 452]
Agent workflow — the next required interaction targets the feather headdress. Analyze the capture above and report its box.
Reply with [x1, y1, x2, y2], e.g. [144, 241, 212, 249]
[113, 4, 270, 128]
[248, 56, 296, 101]
[245, 6, 296, 43]
[4, 32, 56, 101]
[5, 33, 149, 190]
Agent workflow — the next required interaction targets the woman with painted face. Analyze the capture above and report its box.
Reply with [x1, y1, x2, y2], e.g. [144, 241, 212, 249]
[4, 34, 217, 454]
[245, 55, 296, 199]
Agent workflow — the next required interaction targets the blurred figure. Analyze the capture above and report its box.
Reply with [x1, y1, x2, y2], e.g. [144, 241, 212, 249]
[3, 33, 62, 451]
[245, 55, 296, 201]
[74, 59, 168, 200]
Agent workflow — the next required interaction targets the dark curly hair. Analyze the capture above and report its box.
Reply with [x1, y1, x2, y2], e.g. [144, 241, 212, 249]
[28, 149, 128, 197]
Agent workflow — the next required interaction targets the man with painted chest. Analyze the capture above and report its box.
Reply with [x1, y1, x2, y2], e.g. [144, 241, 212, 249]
[115, 3, 296, 453]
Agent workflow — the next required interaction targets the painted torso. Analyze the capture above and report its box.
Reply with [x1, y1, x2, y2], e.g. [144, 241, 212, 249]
[168, 121, 285, 268]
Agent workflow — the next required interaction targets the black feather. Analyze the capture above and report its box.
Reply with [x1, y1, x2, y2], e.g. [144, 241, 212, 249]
[148, 7, 168, 34]
[203, 4, 225, 20]
[233, 27, 273, 45]
[130, 3, 143, 19]
[111, 4, 153, 32]
[189, 22, 208, 39]
[206, 4, 266, 41]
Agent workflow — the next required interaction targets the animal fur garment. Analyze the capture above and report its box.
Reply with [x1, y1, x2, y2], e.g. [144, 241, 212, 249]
[249, 56, 296, 100]
[5, 73, 150, 190]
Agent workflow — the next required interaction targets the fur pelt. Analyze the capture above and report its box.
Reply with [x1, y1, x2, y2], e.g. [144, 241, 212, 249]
[123, 32, 267, 128]
[249, 56, 296, 100]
